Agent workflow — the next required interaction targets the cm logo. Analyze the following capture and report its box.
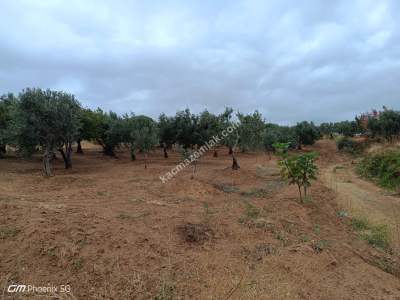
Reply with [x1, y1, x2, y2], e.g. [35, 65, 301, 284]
[7, 284, 26, 293]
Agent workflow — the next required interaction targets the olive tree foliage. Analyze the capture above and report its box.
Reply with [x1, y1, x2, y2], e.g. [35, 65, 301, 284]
[220, 108, 235, 154]
[319, 121, 363, 138]
[219, 107, 241, 169]
[173, 109, 203, 177]
[10, 88, 81, 176]
[158, 113, 176, 158]
[88, 109, 125, 157]
[76, 108, 101, 146]
[174, 109, 199, 149]
[380, 109, 400, 141]
[319, 122, 335, 138]
[237, 110, 265, 152]
[0, 93, 16, 157]
[197, 110, 221, 157]
[274, 143, 318, 202]
[127, 115, 158, 168]
[367, 107, 400, 142]
[334, 121, 360, 137]
[263, 124, 297, 156]
[76, 108, 102, 154]
[294, 121, 320, 149]
[56, 94, 82, 169]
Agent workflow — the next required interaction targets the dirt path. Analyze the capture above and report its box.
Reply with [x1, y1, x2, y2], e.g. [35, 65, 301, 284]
[316, 140, 400, 251]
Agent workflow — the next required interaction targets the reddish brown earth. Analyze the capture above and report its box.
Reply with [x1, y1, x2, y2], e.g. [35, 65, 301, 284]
[0, 140, 399, 299]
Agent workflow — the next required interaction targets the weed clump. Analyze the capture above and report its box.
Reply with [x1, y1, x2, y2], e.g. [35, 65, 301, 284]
[361, 224, 390, 250]
[238, 202, 261, 224]
[357, 150, 400, 190]
[350, 217, 391, 251]
[176, 223, 214, 244]
[155, 282, 175, 300]
[312, 239, 328, 253]
[0, 226, 20, 239]
[336, 137, 364, 154]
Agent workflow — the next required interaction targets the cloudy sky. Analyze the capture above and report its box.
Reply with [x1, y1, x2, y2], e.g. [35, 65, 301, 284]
[1, 0, 399, 124]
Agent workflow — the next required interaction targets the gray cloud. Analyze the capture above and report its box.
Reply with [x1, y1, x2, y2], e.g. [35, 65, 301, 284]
[1, 0, 400, 124]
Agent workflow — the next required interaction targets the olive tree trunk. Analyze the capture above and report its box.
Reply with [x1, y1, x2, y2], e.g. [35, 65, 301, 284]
[231, 146, 240, 170]
[76, 139, 83, 154]
[43, 150, 53, 177]
[228, 146, 233, 155]
[0, 145, 6, 158]
[103, 145, 115, 156]
[163, 145, 168, 158]
[58, 142, 72, 169]
[191, 160, 198, 179]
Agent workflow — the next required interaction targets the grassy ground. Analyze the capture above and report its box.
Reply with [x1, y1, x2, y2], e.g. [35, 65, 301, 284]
[0, 140, 399, 299]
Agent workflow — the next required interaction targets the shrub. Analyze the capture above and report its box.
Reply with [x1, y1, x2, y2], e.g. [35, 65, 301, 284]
[357, 151, 400, 190]
[336, 136, 363, 154]
[275, 145, 318, 202]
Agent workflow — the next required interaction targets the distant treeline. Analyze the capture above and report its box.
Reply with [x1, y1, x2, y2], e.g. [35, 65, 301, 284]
[0, 88, 399, 175]
[320, 107, 400, 141]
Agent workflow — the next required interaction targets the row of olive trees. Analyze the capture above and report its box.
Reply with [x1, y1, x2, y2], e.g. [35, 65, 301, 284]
[362, 107, 400, 142]
[318, 106, 400, 140]
[0, 89, 159, 175]
[0, 88, 322, 176]
[319, 120, 362, 138]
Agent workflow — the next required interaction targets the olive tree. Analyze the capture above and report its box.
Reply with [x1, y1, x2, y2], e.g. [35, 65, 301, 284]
[12, 88, 81, 176]
[294, 121, 320, 149]
[75, 108, 101, 154]
[173, 109, 203, 176]
[220, 108, 235, 154]
[158, 113, 176, 158]
[333, 121, 359, 137]
[174, 109, 199, 149]
[237, 110, 265, 152]
[129, 115, 158, 168]
[197, 110, 221, 157]
[319, 122, 335, 138]
[89, 109, 125, 157]
[376, 108, 400, 142]
[220, 108, 241, 169]
[263, 124, 297, 158]
[55, 94, 82, 169]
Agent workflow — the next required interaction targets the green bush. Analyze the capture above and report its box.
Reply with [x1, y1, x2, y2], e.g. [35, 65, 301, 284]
[275, 146, 318, 202]
[336, 137, 362, 154]
[357, 151, 400, 190]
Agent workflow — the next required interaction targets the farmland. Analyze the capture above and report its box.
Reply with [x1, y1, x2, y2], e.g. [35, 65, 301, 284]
[1, 139, 400, 299]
